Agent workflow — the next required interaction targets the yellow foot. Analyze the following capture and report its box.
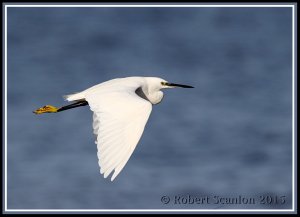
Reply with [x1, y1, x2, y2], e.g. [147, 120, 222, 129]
[33, 105, 59, 114]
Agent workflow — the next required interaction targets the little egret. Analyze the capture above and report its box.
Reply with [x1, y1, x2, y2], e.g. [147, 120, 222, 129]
[34, 76, 194, 181]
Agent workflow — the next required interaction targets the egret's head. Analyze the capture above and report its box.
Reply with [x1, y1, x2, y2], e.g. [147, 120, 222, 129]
[145, 77, 194, 91]
[142, 77, 194, 105]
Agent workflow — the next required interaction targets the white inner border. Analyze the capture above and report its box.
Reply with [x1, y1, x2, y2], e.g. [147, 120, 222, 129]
[4, 3, 296, 214]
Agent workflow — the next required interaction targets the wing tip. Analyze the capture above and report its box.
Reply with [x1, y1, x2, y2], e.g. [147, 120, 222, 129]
[110, 175, 116, 182]
[100, 167, 117, 181]
[99, 168, 118, 181]
[110, 170, 119, 181]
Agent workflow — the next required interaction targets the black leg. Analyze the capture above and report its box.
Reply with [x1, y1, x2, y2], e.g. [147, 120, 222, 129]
[57, 100, 89, 112]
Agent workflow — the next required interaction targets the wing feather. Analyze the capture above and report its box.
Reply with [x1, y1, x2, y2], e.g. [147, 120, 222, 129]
[85, 79, 152, 181]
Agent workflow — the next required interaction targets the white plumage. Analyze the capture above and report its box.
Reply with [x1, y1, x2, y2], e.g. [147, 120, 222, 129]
[62, 76, 193, 181]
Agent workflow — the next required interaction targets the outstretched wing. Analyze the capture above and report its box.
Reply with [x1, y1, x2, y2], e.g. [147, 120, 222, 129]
[85, 83, 152, 181]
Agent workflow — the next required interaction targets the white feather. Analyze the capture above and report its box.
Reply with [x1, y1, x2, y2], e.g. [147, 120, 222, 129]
[59, 77, 192, 181]
[84, 77, 153, 181]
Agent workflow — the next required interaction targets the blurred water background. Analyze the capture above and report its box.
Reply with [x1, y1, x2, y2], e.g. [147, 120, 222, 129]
[7, 6, 293, 210]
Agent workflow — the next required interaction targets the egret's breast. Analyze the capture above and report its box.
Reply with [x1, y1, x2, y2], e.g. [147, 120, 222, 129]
[148, 91, 164, 105]
[135, 88, 163, 105]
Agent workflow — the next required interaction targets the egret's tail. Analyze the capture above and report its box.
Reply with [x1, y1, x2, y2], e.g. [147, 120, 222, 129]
[63, 92, 85, 102]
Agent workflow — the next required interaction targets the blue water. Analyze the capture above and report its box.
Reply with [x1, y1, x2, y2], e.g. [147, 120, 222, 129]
[7, 7, 293, 210]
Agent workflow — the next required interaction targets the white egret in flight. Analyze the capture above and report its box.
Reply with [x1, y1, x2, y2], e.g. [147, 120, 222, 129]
[34, 77, 194, 181]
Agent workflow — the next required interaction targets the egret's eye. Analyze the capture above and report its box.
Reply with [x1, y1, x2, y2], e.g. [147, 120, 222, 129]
[161, 82, 167, 86]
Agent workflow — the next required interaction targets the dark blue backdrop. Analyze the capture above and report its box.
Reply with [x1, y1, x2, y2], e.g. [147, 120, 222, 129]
[7, 7, 293, 209]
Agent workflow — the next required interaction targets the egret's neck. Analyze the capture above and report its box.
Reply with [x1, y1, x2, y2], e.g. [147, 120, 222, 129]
[137, 86, 164, 105]
[147, 90, 164, 105]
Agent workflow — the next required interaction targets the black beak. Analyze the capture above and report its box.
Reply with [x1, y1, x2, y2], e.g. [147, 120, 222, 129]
[166, 82, 194, 88]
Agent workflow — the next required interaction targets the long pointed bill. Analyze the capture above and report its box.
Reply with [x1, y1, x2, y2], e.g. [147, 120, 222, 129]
[166, 83, 194, 88]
